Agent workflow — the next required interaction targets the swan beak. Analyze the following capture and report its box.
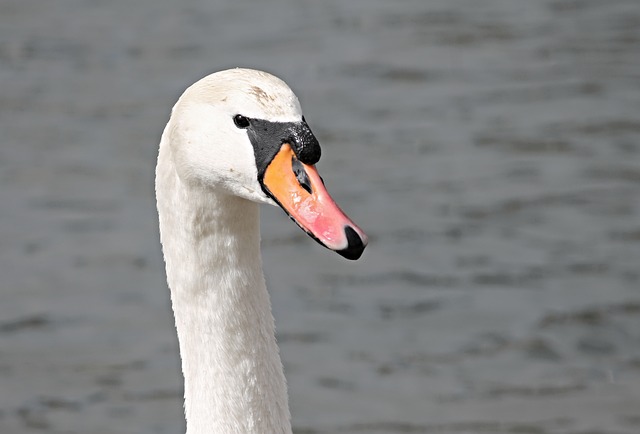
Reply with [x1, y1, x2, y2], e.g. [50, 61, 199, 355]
[262, 143, 368, 260]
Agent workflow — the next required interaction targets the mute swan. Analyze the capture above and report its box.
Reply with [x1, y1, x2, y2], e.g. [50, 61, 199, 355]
[156, 68, 367, 434]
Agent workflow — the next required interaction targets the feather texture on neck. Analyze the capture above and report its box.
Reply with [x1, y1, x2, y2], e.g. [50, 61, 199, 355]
[156, 132, 292, 434]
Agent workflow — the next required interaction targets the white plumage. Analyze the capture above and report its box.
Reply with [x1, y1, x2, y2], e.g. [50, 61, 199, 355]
[156, 68, 366, 434]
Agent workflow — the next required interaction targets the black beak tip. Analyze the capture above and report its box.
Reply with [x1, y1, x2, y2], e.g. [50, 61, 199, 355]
[337, 226, 366, 260]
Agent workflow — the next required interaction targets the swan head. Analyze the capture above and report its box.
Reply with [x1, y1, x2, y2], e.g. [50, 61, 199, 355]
[166, 68, 367, 260]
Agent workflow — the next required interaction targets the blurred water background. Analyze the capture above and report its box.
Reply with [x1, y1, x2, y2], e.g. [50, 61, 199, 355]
[2, 0, 640, 433]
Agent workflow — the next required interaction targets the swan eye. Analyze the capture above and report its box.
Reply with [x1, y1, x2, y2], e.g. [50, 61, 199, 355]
[233, 114, 250, 129]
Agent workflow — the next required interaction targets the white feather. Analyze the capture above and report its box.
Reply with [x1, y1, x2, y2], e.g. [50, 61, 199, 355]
[156, 69, 299, 434]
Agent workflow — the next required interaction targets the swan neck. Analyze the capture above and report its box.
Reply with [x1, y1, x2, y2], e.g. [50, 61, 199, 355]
[156, 150, 292, 434]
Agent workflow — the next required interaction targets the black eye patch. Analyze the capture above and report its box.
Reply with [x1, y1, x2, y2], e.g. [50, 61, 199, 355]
[245, 118, 322, 189]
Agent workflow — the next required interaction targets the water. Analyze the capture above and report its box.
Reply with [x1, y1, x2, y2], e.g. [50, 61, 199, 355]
[1, 0, 640, 432]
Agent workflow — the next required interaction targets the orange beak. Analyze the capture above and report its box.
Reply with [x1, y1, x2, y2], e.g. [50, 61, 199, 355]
[262, 143, 368, 260]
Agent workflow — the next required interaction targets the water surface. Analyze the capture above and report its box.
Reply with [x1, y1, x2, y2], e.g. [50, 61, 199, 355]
[1, 0, 640, 433]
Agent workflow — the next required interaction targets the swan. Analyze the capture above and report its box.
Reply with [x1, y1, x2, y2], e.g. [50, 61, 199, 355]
[155, 68, 368, 434]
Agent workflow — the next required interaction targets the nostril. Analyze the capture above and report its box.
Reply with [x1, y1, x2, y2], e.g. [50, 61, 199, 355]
[291, 156, 312, 194]
[337, 226, 366, 260]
